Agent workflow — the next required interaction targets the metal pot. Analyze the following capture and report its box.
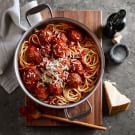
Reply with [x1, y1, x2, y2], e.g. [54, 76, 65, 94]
[14, 4, 104, 120]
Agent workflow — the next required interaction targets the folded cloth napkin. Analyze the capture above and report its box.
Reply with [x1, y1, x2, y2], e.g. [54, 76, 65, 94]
[0, 0, 42, 93]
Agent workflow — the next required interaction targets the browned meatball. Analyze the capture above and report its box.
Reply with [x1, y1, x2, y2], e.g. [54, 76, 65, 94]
[59, 32, 68, 43]
[22, 67, 40, 86]
[38, 29, 53, 43]
[48, 83, 63, 95]
[52, 32, 68, 44]
[68, 29, 83, 42]
[71, 59, 83, 74]
[35, 84, 49, 100]
[27, 46, 43, 65]
[67, 73, 82, 88]
[22, 67, 41, 93]
[40, 44, 51, 57]
[52, 40, 69, 58]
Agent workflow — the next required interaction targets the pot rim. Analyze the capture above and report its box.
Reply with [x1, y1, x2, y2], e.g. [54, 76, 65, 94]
[14, 17, 105, 109]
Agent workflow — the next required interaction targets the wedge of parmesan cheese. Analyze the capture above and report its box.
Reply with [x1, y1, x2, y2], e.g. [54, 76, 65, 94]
[104, 81, 131, 115]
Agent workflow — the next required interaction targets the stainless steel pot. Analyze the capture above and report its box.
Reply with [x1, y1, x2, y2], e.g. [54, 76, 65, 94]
[14, 4, 104, 120]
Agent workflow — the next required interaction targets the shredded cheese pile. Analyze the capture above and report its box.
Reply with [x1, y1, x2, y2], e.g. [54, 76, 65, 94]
[41, 58, 69, 88]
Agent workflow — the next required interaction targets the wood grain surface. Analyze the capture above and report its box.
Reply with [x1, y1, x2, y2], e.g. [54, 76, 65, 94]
[26, 10, 103, 127]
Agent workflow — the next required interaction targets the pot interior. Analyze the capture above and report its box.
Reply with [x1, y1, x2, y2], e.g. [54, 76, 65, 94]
[14, 17, 104, 109]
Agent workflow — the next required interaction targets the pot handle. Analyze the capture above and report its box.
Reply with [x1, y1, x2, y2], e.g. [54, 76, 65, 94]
[25, 4, 53, 26]
[64, 100, 92, 120]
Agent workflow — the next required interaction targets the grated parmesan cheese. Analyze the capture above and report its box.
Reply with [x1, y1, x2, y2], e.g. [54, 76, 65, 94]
[41, 58, 70, 87]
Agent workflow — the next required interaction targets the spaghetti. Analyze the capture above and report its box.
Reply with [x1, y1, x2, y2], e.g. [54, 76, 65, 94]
[19, 23, 100, 105]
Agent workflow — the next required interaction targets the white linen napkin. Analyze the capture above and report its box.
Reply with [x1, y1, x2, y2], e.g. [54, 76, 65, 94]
[0, 0, 42, 93]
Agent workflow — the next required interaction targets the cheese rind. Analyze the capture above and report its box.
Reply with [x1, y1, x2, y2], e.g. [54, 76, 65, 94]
[104, 81, 131, 115]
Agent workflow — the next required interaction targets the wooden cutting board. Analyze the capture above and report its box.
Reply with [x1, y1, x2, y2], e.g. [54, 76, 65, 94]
[26, 10, 103, 127]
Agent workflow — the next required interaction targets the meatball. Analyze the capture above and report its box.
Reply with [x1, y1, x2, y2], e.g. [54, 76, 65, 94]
[22, 67, 40, 92]
[52, 40, 69, 58]
[23, 67, 40, 85]
[58, 32, 68, 43]
[68, 29, 83, 42]
[27, 46, 43, 64]
[40, 44, 51, 57]
[35, 84, 49, 100]
[67, 73, 82, 88]
[48, 83, 62, 95]
[52, 32, 68, 44]
[38, 29, 53, 43]
[71, 59, 83, 74]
